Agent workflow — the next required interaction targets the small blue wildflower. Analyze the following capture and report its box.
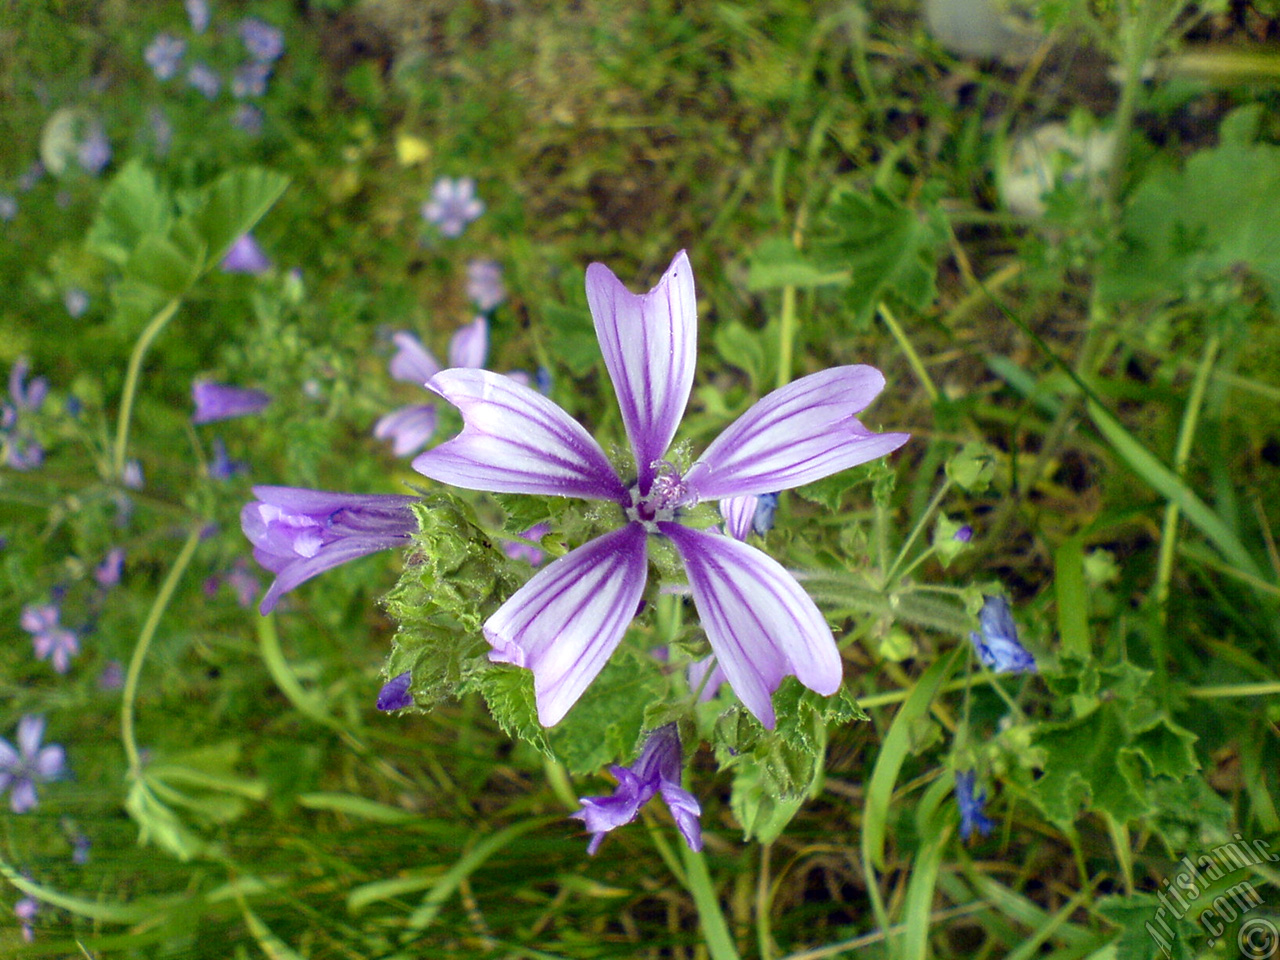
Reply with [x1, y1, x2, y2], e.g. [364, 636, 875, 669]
[21, 604, 80, 673]
[232, 61, 272, 99]
[15, 895, 37, 941]
[0, 715, 66, 813]
[954, 524, 973, 542]
[969, 595, 1036, 673]
[149, 108, 173, 155]
[185, 0, 210, 34]
[572, 725, 702, 854]
[144, 33, 186, 80]
[187, 62, 221, 99]
[232, 103, 264, 135]
[220, 234, 271, 274]
[122, 459, 144, 490]
[72, 832, 92, 864]
[421, 177, 484, 238]
[376, 672, 413, 711]
[209, 436, 246, 480]
[535, 366, 553, 395]
[77, 123, 111, 175]
[64, 288, 89, 318]
[0, 193, 16, 222]
[98, 660, 125, 690]
[466, 259, 506, 312]
[240, 18, 284, 62]
[8, 358, 47, 412]
[95, 547, 125, 588]
[955, 769, 994, 840]
[17, 162, 43, 192]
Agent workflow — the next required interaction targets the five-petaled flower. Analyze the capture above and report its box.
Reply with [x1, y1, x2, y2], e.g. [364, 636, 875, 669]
[969, 595, 1036, 674]
[20, 604, 80, 674]
[0, 715, 66, 813]
[955, 769, 995, 840]
[375, 319, 488, 457]
[241, 486, 418, 613]
[421, 177, 484, 238]
[413, 251, 909, 727]
[572, 724, 701, 854]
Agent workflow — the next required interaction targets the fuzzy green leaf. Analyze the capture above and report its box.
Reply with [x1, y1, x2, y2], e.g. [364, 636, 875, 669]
[189, 166, 290, 264]
[86, 160, 173, 265]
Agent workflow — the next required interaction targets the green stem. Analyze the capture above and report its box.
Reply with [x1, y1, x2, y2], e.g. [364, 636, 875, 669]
[878, 302, 938, 404]
[681, 843, 741, 960]
[776, 285, 797, 391]
[756, 843, 776, 960]
[1187, 681, 1280, 699]
[113, 298, 181, 477]
[121, 525, 202, 777]
[882, 477, 953, 589]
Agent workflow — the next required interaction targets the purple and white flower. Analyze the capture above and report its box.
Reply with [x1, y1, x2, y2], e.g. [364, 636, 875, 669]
[572, 724, 701, 854]
[687, 655, 727, 702]
[970, 595, 1036, 674]
[144, 33, 186, 80]
[720, 491, 779, 540]
[466, 259, 506, 312]
[240, 18, 285, 62]
[0, 715, 66, 813]
[241, 486, 418, 614]
[20, 604, 80, 673]
[421, 177, 484, 238]
[220, 233, 271, 274]
[413, 251, 909, 727]
[375, 319, 488, 457]
[192, 381, 271, 424]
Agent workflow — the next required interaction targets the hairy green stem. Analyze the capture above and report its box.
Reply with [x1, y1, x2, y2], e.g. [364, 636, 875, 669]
[113, 298, 181, 477]
[122, 525, 202, 777]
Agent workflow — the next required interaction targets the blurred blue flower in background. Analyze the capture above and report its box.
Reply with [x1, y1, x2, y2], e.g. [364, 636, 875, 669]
[187, 62, 220, 99]
[466, 259, 506, 312]
[0, 716, 66, 813]
[422, 177, 484, 238]
[240, 18, 284, 62]
[144, 33, 186, 80]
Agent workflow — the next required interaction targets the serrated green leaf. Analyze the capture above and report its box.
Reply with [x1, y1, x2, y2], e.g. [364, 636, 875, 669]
[466, 665, 554, 758]
[190, 167, 289, 264]
[730, 759, 807, 843]
[1031, 701, 1150, 824]
[551, 648, 666, 775]
[793, 469, 860, 510]
[1126, 717, 1200, 781]
[811, 186, 945, 327]
[86, 160, 173, 265]
[745, 235, 850, 291]
[493, 492, 560, 536]
[1095, 893, 1199, 960]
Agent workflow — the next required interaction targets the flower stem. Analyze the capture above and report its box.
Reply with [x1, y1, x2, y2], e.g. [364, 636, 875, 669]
[121, 525, 202, 777]
[776, 284, 797, 391]
[878, 302, 938, 404]
[112, 297, 181, 478]
[681, 843, 742, 960]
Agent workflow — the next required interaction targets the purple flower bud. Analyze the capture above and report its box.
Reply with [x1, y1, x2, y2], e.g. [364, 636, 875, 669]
[240, 486, 418, 613]
[421, 177, 483, 238]
[8, 358, 47, 412]
[192, 381, 271, 424]
[220, 234, 271, 274]
[572, 724, 702, 855]
[209, 436, 246, 480]
[955, 769, 994, 840]
[98, 660, 124, 690]
[376, 672, 413, 711]
[954, 524, 973, 543]
[144, 33, 186, 80]
[15, 896, 37, 941]
[187, 62, 221, 99]
[0, 715, 67, 813]
[239, 18, 284, 62]
[969, 595, 1036, 674]
[122, 459, 144, 490]
[95, 547, 125, 587]
[466, 259, 506, 312]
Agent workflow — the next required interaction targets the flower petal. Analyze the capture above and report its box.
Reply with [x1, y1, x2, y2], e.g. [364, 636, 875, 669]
[414, 369, 627, 501]
[683, 366, 910, 500]
[374, 404, 438, 456]
[719, 495, 757, 540]
[660, 523, 841, 729]
[258, 535, 409, 614]
[10, 780, 37, 813]
[485, 523, 648, 726]
[389, 332, 442, 384]
[16, 715, 44, 758]
[447, 316, 488, 369]
[586, 251, 696, 494]
[34, 744, 65, 779]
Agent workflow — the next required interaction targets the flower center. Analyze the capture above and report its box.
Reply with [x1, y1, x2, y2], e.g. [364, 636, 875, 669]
[625, 461, 692, 532]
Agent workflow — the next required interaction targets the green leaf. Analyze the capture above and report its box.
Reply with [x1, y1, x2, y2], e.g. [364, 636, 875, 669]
[551, 647, 666, 775]
[124, 232, 204, 297]
[467, 665, 554, 758]
[811, 186, 945, 328]
[541, 301, 599, 377]
[85, 160, 173, 265]
[189, 167, 290, 264]
[1031, 701, 1150, 824]
[730, 759, 807, 843]
[712, 320, 768, 389]
[1055, 537, 1090, 657]
[1095, 893, 1198, 960]
[745, 235, 850, 291]
[945, 441, 998, 493]
[1126, 717, 1200, 781]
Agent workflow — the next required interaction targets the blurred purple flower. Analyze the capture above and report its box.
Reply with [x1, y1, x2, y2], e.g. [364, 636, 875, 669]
[687, 655, 727, 702]
[421, 177, 483, 238]
[232, 61, 272, 98]
[8, 358, 47, 413]
[954, 524, 973, 542]
[186, 0, 210, 34]
[122, 458, 144, 490]
[572, 724, 701, 854]
[375, 319, 488, 457]
[72, 832, 92, 864]
[15, 895, 37, 941]
[225, 560, 260, 608]
[240, 18, 284, 62]
[413, 251, 909, 727]
[970, 595, 1036, 674]
[144, 33, 186, 80]
[466, 259, 506, 312]
[149, 108, 173, 156]
[64, 287, 89, 318]
[220, 233, 271, 274]
[187, 62, 220, 99]
[95, 547, 125, 587]
[502, 522, 550, 566]
[377, 672, 413, 711]
[78, 123, 111, 175]
[20, 604, 80, 673]
[241, 486, 418, 613]
[192, 381, 271, 424]
[0, 193, 16, 221]
[98, 660, 125, 690]
[0, 715, 66, 813]
[232, 104, 264, 135]
[955, 769, 994, 840]
[17, 162, 43, 192]
[209, 436, 246, 480]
